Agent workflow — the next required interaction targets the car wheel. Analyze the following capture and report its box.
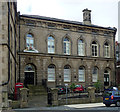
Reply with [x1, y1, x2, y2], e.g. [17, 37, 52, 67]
[105, 104, 110, 107]
[116, 101, 120, 107]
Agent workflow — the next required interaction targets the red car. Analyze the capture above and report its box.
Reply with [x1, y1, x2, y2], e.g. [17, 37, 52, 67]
[73, 85, 84, 92]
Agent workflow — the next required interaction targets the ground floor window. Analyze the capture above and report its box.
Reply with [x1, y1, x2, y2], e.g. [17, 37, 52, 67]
[64, 65, 71, 82]
[92, 67, 98, 82]
[48, 64, 55, 82]
[78, 67, 85, 82]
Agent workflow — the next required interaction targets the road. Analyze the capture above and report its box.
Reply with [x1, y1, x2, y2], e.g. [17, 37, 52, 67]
[13, 103, 120, 112]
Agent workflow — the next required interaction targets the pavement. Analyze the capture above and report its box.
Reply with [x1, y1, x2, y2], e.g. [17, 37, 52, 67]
[13, 103, 105, 111]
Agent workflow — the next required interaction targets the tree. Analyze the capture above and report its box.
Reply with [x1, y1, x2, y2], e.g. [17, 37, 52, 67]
[94, 80, 103, 93]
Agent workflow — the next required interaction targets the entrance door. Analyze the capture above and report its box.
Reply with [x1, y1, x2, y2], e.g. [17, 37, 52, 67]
[24, 72, 34, 86]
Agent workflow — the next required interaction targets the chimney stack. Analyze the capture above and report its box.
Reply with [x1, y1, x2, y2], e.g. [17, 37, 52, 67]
[83, 8, 91, 25]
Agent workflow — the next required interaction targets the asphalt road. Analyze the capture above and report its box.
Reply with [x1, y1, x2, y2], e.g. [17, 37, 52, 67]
[13, 104, 120, 112]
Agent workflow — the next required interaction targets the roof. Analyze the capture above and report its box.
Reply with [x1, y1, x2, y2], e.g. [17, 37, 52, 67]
[20, 14, 117, 32]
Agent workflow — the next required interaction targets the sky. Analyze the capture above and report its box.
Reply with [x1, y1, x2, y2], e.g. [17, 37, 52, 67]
[17, 0, 119, 40]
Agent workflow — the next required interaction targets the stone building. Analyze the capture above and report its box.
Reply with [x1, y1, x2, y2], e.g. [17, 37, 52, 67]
[0, 1, 17, 109]
[0, 1, 117, 95]
[18, 8, 117, 88]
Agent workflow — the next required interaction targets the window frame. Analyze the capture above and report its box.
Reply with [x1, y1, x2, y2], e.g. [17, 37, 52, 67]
[26, 34, 34, 50]
[104, 42, 110, 58]
[48, 64, 55, 82]
[63, 37, 71, 55]
[78, 67, 85, 82]
[64, 65, 71, 82]
[78, 39, 85, 56]
[92, 41, 98, 57]
[48, 36, 55, 53]
[92, 67, 98, 82]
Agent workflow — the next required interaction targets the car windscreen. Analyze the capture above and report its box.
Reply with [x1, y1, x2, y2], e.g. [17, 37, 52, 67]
[103, 91, 112, 97]
[75, 85, 81, 87]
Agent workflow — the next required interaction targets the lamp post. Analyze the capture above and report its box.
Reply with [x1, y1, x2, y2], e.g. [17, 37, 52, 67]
[65, 83, 68, 105]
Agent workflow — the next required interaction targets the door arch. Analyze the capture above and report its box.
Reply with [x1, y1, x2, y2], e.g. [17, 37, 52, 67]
[24, 64, 36, 86]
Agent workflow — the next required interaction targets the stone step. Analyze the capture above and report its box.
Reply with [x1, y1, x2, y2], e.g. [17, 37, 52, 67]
[28, 85, 47, 96]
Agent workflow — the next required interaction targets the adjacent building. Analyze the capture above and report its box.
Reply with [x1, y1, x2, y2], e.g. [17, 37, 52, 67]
[0, 1, 17, 108]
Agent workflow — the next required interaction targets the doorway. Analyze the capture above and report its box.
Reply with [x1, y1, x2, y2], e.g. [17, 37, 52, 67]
[24, 72, 34, 85]
[24, 64, 36, 86]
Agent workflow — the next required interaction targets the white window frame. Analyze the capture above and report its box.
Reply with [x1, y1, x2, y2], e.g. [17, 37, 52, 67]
[78, 67, 85, 82]
[48, 36, 55, 53]
[48, 65, 55, 82]
[104, 43, 110, 58]
[64, 66, 71, 82]
[26, 34, 34, 49]
[78, 40, 85, 56]
[63, 38, 71, 55]
[92, 42, 98, 57]
[92, 67, 98, 82]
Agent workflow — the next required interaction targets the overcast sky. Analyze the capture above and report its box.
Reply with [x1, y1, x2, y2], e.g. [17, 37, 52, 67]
[17, 0, 119, 40]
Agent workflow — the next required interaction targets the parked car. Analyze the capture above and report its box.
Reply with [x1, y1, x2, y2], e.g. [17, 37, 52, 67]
[103, 89, 120, 107]
[73, 85, 84, 93]
[56, 85, 69, 94]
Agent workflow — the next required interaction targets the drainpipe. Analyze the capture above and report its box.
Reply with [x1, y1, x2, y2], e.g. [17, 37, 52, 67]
[14, 3, 17, 83]
[113, 28, 117, 86]
[18, 12, 21, 82]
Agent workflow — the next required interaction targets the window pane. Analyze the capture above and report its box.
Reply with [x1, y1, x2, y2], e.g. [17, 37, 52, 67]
[48, 66, 55, 81]
[92, 67, 98, 82]
[63, 38, 70, 55]
[64, 66, 70, 82]
[48, 36, 55, 53]
[78, 40, 84, 56]
[26, 34, 34, 49]
[79, 67, 85, 82]
[104, 44, 110, 57]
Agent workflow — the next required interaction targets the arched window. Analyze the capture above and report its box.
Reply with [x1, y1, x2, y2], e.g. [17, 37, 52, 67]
[92, 41, 98, 57]
[63, 37, 71, 55]
[104, 42, 110, 58]
[78, 39, 85, 56]
[48, 64, 55, 82]
[48, 36, 55, 53]
[92, 67, 98, 82]
[78, 67, 85, 82]
[104, 69, 109, 86]
[64, 65, 71, 82]
[24, 64, 35, 72]
[26, 34, 34, 50]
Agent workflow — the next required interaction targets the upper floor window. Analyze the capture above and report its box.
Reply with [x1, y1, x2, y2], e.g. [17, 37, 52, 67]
[48, 36, 55, 53]
[78, 67, 85, 82]
[78, 39, 85, 56]
[48, 64, 55, 82]
[26, 34, 34, 50]
[63, 37, 71, 55]
[64, 65, 71, 82]
[92, 41, 98, 57]
[104, 42, 110, 58]
[92, 67, 98, 82]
